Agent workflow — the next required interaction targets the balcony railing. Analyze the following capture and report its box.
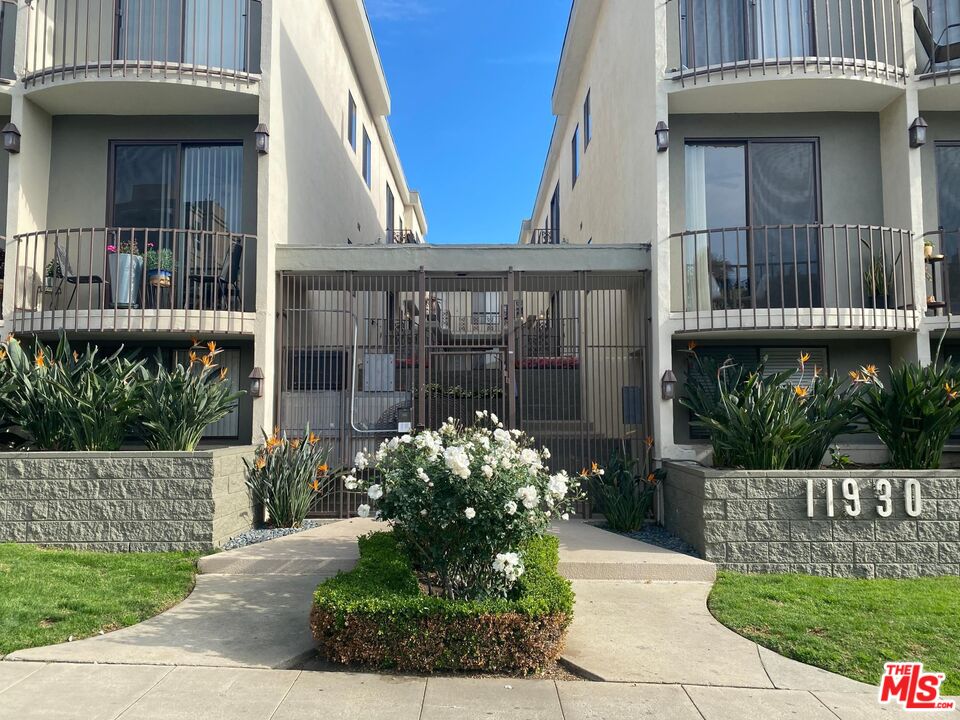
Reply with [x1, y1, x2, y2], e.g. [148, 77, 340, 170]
[671, 0, 905, 86]
[923, 228, 960, 316]
[10, 227, 256, 334]
[387, 230, 420, 245]
[528, 228, 560, 245]
[914, 0, 960, 84]
[671, 224, 917, 331]
[22, 0, 262, 87]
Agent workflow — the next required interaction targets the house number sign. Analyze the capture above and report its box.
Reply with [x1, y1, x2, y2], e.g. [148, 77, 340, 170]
[806, 478, 923, 518]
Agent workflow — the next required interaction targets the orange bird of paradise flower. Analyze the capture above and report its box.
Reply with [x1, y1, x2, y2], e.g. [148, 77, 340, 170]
[794, 385, 808, 398]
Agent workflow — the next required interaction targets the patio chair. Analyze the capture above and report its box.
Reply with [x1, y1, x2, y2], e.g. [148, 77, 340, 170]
[52, 243, 108, 308]
[189, 239, 244, 311]
[914, 5, 960, 72]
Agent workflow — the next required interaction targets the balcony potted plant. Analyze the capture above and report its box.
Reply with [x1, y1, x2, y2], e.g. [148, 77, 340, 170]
[107, 238, 143, 308]
[924, 239, 936, 259]
[143, 244, 174, 288]
[864, 257, 891, 309]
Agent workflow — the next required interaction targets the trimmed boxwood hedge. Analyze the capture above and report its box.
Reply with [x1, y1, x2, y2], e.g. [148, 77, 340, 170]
[309, 532, 574, 673]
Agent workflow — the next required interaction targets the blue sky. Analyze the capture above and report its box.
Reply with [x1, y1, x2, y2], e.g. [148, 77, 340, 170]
[366, 1, 571, 245]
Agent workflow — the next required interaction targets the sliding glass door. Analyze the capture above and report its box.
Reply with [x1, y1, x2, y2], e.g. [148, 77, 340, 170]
[937, 144, 960, 313]
[684, 139, 821, 311]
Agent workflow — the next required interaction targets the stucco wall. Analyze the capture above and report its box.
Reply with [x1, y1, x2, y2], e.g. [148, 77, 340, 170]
[664, 461, 960, 578]
[0, 447, 255, 551]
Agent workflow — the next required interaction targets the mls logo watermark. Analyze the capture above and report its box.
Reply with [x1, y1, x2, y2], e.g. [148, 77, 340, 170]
[879, 663, 955, 712]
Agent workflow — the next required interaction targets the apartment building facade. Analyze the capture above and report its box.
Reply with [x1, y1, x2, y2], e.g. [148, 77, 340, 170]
[0, 0, 426, 444]
[521, 0, 960, 464]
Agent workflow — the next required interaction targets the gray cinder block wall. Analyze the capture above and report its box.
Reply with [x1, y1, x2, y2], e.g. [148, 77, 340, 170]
[0, 447, 255, 551]
[663, 461, 960, 578]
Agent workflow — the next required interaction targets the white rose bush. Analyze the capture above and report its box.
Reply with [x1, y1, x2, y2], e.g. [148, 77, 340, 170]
[347, 412, 586, 600]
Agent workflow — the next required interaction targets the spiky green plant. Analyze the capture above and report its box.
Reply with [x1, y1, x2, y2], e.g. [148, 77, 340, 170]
[591, 440, 663, 532]
[853, 361, 960, 469]
[244, 427, 334, 528]
[135, 342, 244, 451]
[0, 333, 144, 451]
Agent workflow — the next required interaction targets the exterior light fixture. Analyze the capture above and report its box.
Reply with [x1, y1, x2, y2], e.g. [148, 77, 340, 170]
[661, 369, 678, 400]
[2, 123, 21, 154]
[909, 117, 928, 149]
[254, 123, 269, 154]
[248, 367, 264, 398]
[655, 121, 670, 153]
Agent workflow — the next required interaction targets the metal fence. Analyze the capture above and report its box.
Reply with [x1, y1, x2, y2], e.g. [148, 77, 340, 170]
[671, 224, 917, 331]
[672, 0, 905, 85]
[10, 227, 256, 334]
[22, 0, 262, 86]
[276, 270, 650, 518]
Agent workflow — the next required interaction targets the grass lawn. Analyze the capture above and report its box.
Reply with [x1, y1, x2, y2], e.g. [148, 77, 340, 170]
[0, 544, 197, 656]
[709, 572, 960, 695]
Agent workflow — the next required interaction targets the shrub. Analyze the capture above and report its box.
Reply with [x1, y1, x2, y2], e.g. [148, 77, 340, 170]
[682, 349, 861, 470]
[346, 413, 588, 600]
[853, 361, 960, 469]
[0, 334, 144, 451]
[310, 531, 572, 673]
[135, 341, 244, 451]
[244, 428, 333, 528]
[591, 440, 663, 532]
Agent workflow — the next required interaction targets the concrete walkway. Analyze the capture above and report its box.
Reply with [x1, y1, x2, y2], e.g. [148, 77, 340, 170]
[3, 519, 957, 718]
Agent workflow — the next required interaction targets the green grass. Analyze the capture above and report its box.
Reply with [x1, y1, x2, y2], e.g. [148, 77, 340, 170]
[0, 544, 198, 656]
[709, 571, 960, 695]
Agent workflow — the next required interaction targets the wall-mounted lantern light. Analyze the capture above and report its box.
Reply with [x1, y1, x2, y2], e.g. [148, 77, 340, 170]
[909, 116, 928, 149]
[254, 123, 269, 154]
[2, 123, 21, 154]
[248, 367, 264, 398]
[655, 121, 670, 153]
[661, 369, 678, 400]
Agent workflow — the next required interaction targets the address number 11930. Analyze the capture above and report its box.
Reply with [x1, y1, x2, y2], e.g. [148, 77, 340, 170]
[806, 478, 923, 519]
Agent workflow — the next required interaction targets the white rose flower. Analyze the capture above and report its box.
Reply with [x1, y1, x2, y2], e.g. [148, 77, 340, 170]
[357, 504, 371, 518]
[420, 509, 427, 516]
[547, 473, 569, 499]
[343, 475, 358, 491]
[492, 552, 524, 582]
[481, 464, 493, 479]
[464, 507, 476, 519]
[401, 434, 413, 444]
[504, 500, 517, 515]
[490, 413, 499, 424]
[367, 484, 383, 500]
[417, 467, 430, 483]
[493, 428, 511, 445]
[542, 447, 551, 459]
[443, 445, 471, 479]
[475, 410, 484, 419]
[520, 448, 542, 471]
[354, 451, 368, 470]
[561, 513, 570, 520]
[516, 485, 539, 509]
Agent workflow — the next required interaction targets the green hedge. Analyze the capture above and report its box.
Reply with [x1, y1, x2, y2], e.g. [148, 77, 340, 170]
[310, 532, 574, 673]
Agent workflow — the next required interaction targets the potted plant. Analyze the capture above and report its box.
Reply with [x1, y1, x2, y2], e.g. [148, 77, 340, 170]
[106, 238, 143, 308]
[863, 257, 891, 309]
[44, 259, 60, 290]
[143, 245, 174, 288]
[924, 239, 935, 258]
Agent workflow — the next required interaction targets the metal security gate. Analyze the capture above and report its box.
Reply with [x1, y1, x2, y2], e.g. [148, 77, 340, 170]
[276, 263, 649, 517]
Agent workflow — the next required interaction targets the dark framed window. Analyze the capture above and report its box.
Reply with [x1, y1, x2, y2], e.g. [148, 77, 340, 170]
[549, 183, 560, 244]
[583, 90, 592, 149]
[571, 125, 580, 187]
[362, 128, 372, 188]
[348, 92, 357, 151]
[936, 142, 960, 313]
[386, 183, 395, 235]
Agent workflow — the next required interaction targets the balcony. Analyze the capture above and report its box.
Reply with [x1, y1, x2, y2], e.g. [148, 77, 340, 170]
[922, 228, 960, 325]
[9, 227, 256, 336]
[527, 228, 561, 245]
[21, 0, 262, 112]
[670, 224, 918, 332]
[913, 0, 960, 107]
[387, 230, 421, 245]
[667, 0, 906, 112]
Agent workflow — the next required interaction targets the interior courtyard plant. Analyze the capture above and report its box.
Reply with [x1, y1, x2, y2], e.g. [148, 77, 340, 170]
[244, 427, 334, 528]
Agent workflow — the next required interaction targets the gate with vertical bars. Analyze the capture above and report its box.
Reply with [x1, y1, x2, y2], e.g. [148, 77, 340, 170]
[275, 245, 651, 517]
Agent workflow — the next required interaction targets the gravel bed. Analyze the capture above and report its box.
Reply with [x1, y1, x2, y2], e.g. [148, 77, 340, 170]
[598, 523, 701, 558]
[221, 520, 329, 550]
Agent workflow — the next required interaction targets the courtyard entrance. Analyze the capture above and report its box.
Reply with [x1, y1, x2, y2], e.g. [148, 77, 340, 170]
[274, 244, 650, 517]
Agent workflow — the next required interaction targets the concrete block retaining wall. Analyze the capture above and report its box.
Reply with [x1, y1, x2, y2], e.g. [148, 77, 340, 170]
[0, 447, 255, 551]
[663, 461, 960, 578]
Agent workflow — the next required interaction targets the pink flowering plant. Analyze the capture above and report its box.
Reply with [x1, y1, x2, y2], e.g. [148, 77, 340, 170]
[347, 411, 589, 600]
[105, 238, 141, 255]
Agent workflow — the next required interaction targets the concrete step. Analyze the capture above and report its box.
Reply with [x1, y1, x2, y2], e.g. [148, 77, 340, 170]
[552, 520, 716, 582]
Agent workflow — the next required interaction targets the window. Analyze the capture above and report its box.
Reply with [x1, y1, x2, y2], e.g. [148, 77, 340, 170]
[583, 90, 591, 149]
[362, 128, 372, 187]
[386, 183, 395, 236]
[571, 125, 580, 186]
[683, 139, 821, 311]
[936, 143, 960, 313]
[348, 92, 357, 151]
[549, 183, 560, 244]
